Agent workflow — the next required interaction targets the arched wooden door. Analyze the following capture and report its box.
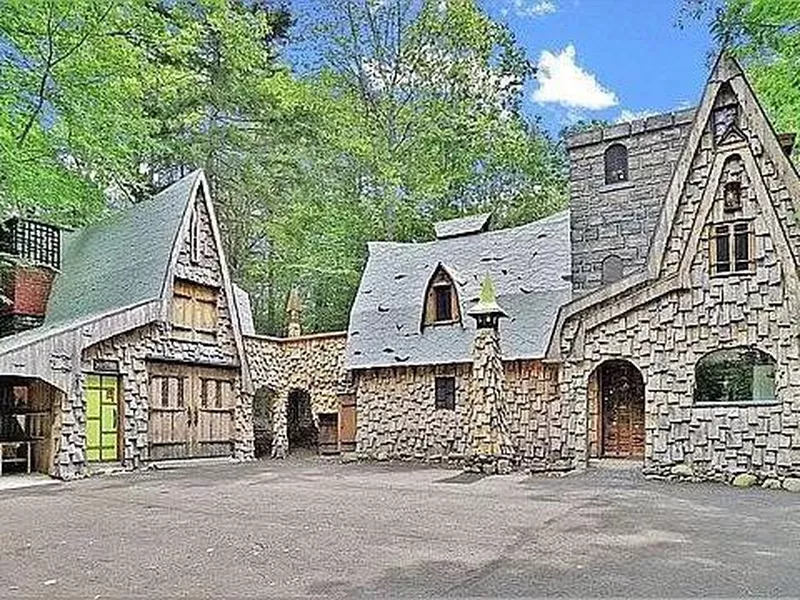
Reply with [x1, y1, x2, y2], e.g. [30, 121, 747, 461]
[599, 360, 645, 458]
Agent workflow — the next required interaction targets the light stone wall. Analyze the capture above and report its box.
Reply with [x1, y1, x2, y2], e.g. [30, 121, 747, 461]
[558, 88, 800, 486]
[354, 359, 562, 468]
[244, 332, 348, 456]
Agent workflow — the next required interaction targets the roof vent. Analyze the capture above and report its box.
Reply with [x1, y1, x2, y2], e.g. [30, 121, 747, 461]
[433, 213, 492, 240]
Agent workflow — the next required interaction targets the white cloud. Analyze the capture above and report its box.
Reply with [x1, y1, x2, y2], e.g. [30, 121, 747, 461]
[615, 108, 658, 123]
[506, 0, 557, 17]
[532, 45, 618, 110]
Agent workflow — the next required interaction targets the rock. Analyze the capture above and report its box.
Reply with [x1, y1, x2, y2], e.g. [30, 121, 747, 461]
[340, 452, 358, 464]
[376, 451, 388, 462]
[761, 478, 782, 490]
[670, 464, 693, 477]
[782, 477, 800, 493]
[732, 473, 758, 488]
[497, 459, 512, 474]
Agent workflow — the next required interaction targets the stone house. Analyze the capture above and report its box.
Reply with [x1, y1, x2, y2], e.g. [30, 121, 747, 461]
[0, 170, 254, 479]
[256, 54, 800, 487]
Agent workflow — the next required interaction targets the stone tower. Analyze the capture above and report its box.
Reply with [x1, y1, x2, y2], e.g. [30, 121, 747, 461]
[565, 110, 695, 295]
[465, 276, 513, 474]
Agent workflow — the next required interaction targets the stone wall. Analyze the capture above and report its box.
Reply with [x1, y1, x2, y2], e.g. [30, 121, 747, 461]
[567, 110, 695, 295]
[354, 359, 563, 468]
[244, 332, 348, 456]
[558, 77, 800, 487]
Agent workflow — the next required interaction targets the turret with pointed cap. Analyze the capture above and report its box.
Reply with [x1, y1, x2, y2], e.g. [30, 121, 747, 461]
[467, 275, 508, 330]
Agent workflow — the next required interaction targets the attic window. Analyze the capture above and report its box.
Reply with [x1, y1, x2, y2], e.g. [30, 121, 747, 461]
[711, 222, 751, 275]
[604, 143, 628, 184]
[723, 181, 742, 212]
[189, 208, 201, 263]
[424, 266, 460, 326]
[171, 278, 218, 342]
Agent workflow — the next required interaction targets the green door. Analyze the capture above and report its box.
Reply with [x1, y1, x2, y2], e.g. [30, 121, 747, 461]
[85, 375, 119, 462]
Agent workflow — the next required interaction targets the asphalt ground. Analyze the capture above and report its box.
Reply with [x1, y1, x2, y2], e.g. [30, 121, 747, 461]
[0, 457, 797, 598]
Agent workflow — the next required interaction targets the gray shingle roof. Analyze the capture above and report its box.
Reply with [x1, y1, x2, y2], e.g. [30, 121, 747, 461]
[433, 213, 492, 239]
[346, 210, 571, 369]
[43, 171, 199, 328]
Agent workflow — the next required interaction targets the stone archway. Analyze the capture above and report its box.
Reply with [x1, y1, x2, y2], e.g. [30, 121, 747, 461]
[287, 389, 317, 453]
[589, 360, 645, 459]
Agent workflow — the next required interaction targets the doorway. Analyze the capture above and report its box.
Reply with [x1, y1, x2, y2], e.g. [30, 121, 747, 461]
[599, 360, 645, 459]
[287, 389, 317, 452]
[85, 374, 120, 462]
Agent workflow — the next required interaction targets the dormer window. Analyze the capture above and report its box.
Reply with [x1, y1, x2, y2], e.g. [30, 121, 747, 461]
[423, 266, 460, 326]
[604, 143, 629, 184]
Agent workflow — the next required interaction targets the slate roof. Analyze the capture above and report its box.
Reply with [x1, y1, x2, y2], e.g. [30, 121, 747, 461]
[346, 210, 571, 369]
[44, 171, 199, 328]
[433, 213, 492, 239]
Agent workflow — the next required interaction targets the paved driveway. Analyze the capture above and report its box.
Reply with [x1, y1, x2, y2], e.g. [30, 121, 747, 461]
[0, 458, 797, 598]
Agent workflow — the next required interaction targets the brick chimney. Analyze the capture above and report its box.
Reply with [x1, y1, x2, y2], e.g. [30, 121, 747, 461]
[285, 287, 303, 338]
[0, 218, 61, 337]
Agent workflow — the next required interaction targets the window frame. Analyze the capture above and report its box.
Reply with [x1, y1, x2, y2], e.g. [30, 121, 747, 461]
[604, 143, 629, 185]
[710, 220, 753, 276]
[434, 376, 456, 410]
[423, 266, 461, 328]
[693, 347, 778, 406]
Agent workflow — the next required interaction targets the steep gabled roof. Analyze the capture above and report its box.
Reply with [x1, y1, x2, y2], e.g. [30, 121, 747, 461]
[346, 210, 571, 369]
[44, 171, 200, 328]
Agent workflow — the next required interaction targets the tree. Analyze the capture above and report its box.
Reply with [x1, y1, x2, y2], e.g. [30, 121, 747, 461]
[682, 0, 800, 136]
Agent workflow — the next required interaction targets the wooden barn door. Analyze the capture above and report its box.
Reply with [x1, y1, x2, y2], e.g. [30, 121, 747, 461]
[147, 363, 235, 460]
[600, 361, 645, 458]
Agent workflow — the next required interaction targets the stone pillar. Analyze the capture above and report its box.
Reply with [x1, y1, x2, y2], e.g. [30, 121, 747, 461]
[271, 391, 288, 458]
[286, 288, 302, 338]
[465, 276, 513, 474]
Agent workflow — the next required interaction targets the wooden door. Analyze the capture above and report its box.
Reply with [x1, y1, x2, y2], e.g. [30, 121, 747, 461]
[339, 393, 356, 453]
[147, 363, 235, 460]
[85, 375, 120, 462]
[601, 361, 644, 458]
[318, 413, 338, 455]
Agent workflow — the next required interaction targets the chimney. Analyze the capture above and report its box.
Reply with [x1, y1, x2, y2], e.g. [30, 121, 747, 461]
[285, 287, 303, 338]
[464, 275, 513, 474]
[0, 218, 61, 337]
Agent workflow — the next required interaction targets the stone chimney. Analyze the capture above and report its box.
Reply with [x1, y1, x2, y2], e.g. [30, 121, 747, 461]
[465, 275, 513, 474]
[285, 287, 303, 338]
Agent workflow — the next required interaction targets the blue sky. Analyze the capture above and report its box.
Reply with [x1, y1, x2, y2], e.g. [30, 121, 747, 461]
[482, 0, 715, 133]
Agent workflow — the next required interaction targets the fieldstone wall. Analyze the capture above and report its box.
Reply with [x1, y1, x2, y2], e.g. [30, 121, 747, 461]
[244, 332, 348, 457]
[567, 109, 695, 295]
[558, 79, 800, 488]
[355, 359, 563, 468]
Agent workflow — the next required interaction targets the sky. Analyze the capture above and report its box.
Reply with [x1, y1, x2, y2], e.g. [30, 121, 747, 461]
[481, 0, 715, 133]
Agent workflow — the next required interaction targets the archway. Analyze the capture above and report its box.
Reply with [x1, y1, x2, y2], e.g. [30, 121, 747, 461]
[287, 389, 317, 453]
[252, 387, 276, 458]
[593, 360, 645, 459]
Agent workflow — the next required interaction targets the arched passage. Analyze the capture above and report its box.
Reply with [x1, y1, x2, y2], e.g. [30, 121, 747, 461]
[287, 389, 317, 452]
[589, 360, 645, 459]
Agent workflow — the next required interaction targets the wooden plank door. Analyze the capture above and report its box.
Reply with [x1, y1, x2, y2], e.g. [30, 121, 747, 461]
[339, 393, 356, 453]
[601, 361, 644, 458]
[148, 364, 190, 460]
[192, 367, 235, 458]
[85, 375, 120, 462]
[318, 413, 338, 455]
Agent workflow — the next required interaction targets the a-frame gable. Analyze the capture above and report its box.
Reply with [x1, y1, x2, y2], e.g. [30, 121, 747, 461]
[161, 171, 252, 391]
[547, 53, 800, 359]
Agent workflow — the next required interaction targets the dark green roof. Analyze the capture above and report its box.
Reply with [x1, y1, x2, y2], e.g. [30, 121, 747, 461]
[43, 171, 200, 327]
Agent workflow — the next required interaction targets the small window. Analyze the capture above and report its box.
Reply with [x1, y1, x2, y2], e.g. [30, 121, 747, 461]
[189, 209, 201, 264]
[723, 181, 742, 212]
[424, 265, 460, 326]
[601, 254, 624, 285]
[711, 222, 751, 275]
[694, 347, 776, 404]
[171, 279, 219, 342]
[434, 377, 455, 410]
[604, 143, 629, 184]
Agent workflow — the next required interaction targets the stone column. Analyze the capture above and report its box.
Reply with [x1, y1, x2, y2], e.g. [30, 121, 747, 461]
[286, 288, 303, 338]
[465, 276, 513, 474]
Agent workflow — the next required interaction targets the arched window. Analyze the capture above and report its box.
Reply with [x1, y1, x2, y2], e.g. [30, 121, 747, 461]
[601, 254, 624, 285]
[604, 143, 629, 184]
[694, 347, 777, 404]
[423, 265, 460, 326]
